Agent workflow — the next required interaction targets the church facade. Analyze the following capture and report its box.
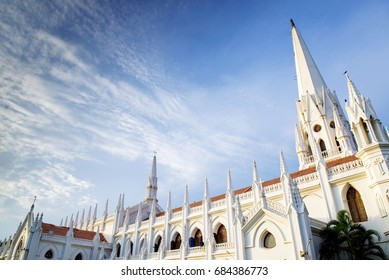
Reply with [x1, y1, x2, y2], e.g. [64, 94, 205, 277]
[1, 21, 389, 260]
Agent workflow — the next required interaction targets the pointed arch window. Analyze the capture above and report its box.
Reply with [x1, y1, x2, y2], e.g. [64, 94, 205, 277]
[44, 249, 53, 259]
[319, 139, 327, 152]
[75, 253, 83, 260]
[116, 243, 121, 258]
[360, 119, 372, 144]
[194, 229, 203, 247]
[154, 236, 162, 252]
[171, 233, 181, 250]
[263, 232, 276, 248]
[335, 137, 342, 152]
[347, 186, 368, 222]
[307, 145, 313, 156]
[215, 225, 227, 244]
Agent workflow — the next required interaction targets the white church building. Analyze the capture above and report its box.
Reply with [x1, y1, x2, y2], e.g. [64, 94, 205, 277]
[1, 20, 389, 260]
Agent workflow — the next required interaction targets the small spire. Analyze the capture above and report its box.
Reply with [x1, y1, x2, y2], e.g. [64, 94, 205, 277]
[93, 226, 100, 242]
[252, 160, 258, 185]
[80, 209, 85, 229]
[31, 196, 37, 211]
[227, 169, 232, 192]
[75, 211, 79, 228]
[69, 213, 74, 227]
[103, 199, 108, 219]
[64, 216, 68, 227]
[124, 208, 130, 228]
[183, 185, 189, 206]
[86, 206, 91, 227]
[290, 18, 295, 27]
[60, 218, 63, 227]
[121, 193, 125, 210]
[135, 202, 142, 224]
[166, 191, 172, 211]
[204, 178, 209, 199]
[280, 150, 288, 176]
[116, 194, 122, 211]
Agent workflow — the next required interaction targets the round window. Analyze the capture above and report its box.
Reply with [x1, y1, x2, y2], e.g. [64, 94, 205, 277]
[313, 124, 322, 132]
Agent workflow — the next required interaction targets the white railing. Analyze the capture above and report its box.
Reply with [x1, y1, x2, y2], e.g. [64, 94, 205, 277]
[172, 211, 182, 219]
[266, 201, 287, 217]
[210, 198, 225, 209]
[303, 147, 342, 164]
[264, 182, 282, 194]
[245, 202, 262, 224]
[189, 246, 205, 254]
[166, 249, 180, 257]
[190, 205, 203, 214]
[155, 215, 165, 223]
[328, 159, 363, 176]
[213, 242, 235, 251]
[293, 172, 318, 184]
[146, 252, 158, 259]
[237, 191, 253, 201]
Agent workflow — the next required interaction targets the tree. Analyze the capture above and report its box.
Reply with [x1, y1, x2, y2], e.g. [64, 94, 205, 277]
[319, 210, 387, 260]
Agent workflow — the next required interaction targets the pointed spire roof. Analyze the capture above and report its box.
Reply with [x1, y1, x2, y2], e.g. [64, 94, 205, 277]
[252, 160, 258, 186]
[291, 19, 327, 99]
[204, 178, 209, 199]
[280, 150, 289, 176]
[346, 73, 363, 107]
[227, 169, 232, 192]
[183, 185, 189, 206]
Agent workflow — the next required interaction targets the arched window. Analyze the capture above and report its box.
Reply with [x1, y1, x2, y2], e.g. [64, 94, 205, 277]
[307, 145, 313, 156]
[171, 233, 181, 250]
[319, 139, 327, 152]
[116, 243, 121, 258]
[347, 187, 368, 222]
[194, 229, 203, 247]
[75, 253, 83, 260]
[44, 249, 53, 259]
[263, 232, 276, 248]
[130, 241, 133, 256]
[215, 225, 227, 244]
[335, 137, 341, 152]
[154, 236, 162, 252]
[361, 119, 372, 144]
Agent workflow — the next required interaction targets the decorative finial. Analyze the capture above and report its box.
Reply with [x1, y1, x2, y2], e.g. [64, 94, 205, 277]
[290, 19, 295, 27]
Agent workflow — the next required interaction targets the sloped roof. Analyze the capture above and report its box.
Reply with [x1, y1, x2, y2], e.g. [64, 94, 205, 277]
[42, 223, 107, 242]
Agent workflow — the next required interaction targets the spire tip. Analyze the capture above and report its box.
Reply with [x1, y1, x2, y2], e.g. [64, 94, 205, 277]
[290, 19, 295, 27]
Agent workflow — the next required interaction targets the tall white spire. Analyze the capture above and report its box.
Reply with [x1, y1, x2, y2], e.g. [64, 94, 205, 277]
[290, 19, 327, 99]
[145, 154, 158, 202]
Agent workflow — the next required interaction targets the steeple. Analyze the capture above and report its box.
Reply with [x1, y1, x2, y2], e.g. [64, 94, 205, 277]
[145, 154, 158, 202]
[290, 19, 326, 100]
[291, 20, 355, 169]
[345, 73, 388, 148]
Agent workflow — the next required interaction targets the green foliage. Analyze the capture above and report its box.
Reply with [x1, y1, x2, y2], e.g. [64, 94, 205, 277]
[319, 210, 387, 260]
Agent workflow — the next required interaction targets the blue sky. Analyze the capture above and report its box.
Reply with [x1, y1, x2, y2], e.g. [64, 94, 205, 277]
[1, 0, 389, 238]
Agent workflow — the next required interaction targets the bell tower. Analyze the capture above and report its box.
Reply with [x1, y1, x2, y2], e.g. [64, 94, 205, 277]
[290, 19, 356, 170]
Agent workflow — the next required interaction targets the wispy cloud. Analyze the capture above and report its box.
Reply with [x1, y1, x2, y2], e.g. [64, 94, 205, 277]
[1, 0, 280, 236]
